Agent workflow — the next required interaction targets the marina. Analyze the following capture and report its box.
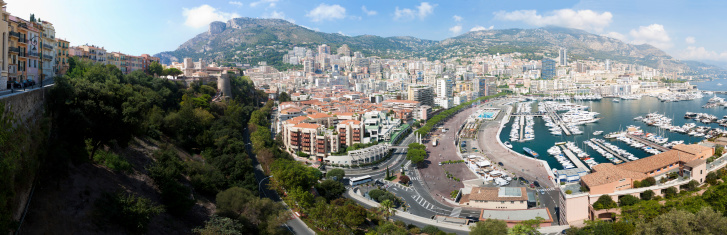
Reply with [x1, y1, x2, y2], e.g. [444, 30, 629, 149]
[499, 89, 727, 170]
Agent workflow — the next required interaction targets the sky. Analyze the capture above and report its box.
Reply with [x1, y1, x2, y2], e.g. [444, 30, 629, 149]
[8, 0, 727, 65]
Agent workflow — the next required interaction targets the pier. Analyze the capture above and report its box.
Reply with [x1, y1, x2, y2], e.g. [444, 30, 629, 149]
[518, 114, 525, 141]
[590, 140, 631, 163]
[558, 145, 590, 170]
[511, 112, 547, 117]
[626, 134, 670, 152]
[542, 106, 572, 136]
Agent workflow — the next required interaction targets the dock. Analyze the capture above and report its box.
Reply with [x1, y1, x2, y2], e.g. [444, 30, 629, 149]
[591, 140, 631, 163]
[543, 105, 571, 136]
[625, 134, 670, 152]
[558, 146, 590, 170]
[518, 115, 525, 141]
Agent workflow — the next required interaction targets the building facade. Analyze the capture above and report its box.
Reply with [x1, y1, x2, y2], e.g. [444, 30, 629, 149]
[541, 58, 556, 80]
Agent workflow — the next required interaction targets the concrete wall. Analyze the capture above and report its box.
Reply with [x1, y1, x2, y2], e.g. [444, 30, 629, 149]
[467, 200, 527, 209]
[0, 87, 51, 223]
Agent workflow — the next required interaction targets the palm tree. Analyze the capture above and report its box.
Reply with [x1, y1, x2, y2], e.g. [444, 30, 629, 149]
[378, 199, 396, 221]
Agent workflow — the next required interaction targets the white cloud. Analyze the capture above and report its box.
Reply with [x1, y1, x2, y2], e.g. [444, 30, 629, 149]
[306, 3, 346, 22]
[264, 11, 295, 23]
[229, 1, 243, 7]
[394, 2, 436, 21]
[183, 5, 240, 29]
[494, 9, 612, 32]
[362, 6, 377, 16]
[449, 25, 463, 35]
[629, 24, 672, 49]
[453, 15, 463, 22]
[603, 32, 627, 41]
[470, 25, 494, 32]
[686, 36, 696, 44]
[679, 46, 727, 61]
[250, 0, 279, 8]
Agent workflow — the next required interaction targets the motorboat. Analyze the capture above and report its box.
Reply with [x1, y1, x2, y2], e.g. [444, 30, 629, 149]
[523, 147, 539, 158]
[504, 141, 513, 148]
[593, 131, 604, 135]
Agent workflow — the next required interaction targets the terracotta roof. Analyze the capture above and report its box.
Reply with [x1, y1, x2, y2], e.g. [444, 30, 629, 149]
[308, 113, 332, 119]
[618, 149, 700, 174]
[339, 120, 361, 125]
[468, 187, 527, 202]
[293, 123, 321, 129]
[685, 158, 706, 168]
[286, 116, 309, 125]
[581, 163, 646, 187]
[672, 144, 712, 156]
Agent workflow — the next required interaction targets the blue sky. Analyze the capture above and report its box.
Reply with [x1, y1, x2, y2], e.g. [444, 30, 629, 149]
[8, 0, 727, 64]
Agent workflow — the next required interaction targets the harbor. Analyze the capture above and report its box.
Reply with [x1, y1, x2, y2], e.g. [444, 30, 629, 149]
[500, 90, 727, 171]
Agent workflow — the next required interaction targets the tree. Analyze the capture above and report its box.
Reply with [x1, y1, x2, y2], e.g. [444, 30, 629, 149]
[378, 199, 396, 220]
[641, 190, 655, 201]
[193, 215, 246, 235]
[706, 172, 719, 185]
[148, 61, 164, 77]
[279, 92, 291, 102]
[663, 187, 678, 199]
[619, 195, 641, 207]
[509, 217, 543, 235]
[163, 68, 183, 78]
[470, 219, 508, 235]
[642, 177, 656, 187]
[633, 180, 642, 188]
[701, 183, 727, 215]
[315, 179, 346, 202]
[620, 200, 664, 224]
[592, 195, 617, 210]
[216, 187, 289, 234]
[386, 166, 391, 179]
[422, 225, 442, 235]
[680, 180, 700, 191]
[632, 208, 727, 235]
[399, 175, 410, 185]
[327, 168, 345, 181]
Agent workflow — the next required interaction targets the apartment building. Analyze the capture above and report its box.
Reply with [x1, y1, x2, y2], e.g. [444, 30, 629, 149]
[407, 85, 434, 107]
[39, 21, 55, 79]
[74, 44, 107, 64]
[0, 2, 8, 88]
[55, 38, 69, 75]
[140, 54, 160, 73]
[461, 187, 529, 210]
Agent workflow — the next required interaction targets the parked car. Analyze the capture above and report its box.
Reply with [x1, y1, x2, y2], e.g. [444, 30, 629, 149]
[498, 162, 504, 166]
[539, 189, 545, 195]
[533, 181, 541, 187]
[465, 216, 479, 222]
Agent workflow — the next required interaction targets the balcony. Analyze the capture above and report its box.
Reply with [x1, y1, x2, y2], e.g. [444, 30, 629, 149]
[17, 38, 27, 44]
[29, 52, 39, 58]
[9, 31, 20, 38]
[8, 65, 17, 74]
[43, 43, 54, 50]
[43, 55, 53, 61]
[9, 47, 20, 54]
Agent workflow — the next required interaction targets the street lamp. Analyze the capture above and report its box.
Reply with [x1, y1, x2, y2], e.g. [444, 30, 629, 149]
[29, 35, 43, 88]
[259, 175, 274, 198]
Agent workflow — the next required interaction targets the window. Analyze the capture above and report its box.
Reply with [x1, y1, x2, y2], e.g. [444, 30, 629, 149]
[511, 201, 515, 204]
[501, 201, 505, 204]
[619, 178, 626, 182]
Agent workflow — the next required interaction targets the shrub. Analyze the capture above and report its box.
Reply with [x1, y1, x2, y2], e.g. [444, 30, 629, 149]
[565, 190, 572, 194]
[93, 150, 132, 172]
[422, 225, 442, 234]
[632, 180, 641, 188]
[618, 195, 640, 207]
[94, 192, 164, 233]
[641, 190, 655, 200]
[663, 187, 678, 199]
[642, 177, 656, 187]
[399, 175, 410, 184]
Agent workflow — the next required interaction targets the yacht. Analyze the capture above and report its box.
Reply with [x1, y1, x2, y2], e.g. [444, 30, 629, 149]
[504, 141, 513, 148]
[719, 83, 723, 86]
[593, 131, 604, 135]
[613, 99, 620, 103]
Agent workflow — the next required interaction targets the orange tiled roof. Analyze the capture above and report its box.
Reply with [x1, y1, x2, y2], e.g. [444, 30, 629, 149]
[293, 123, 321, 129]
[286, 116, 309, 125]
[308, 113, 332, 119]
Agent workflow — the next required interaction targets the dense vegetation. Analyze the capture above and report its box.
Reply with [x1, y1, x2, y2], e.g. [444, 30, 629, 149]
[0, 57, 284, 233]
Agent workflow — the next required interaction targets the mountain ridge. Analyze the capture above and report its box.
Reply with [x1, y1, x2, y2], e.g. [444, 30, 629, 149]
[155, 17, 725, 77]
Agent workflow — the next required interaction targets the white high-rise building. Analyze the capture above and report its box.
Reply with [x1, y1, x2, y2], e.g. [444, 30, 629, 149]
[559, 48, 568, 66]
[605, 59, 611, 71]
[436, 78, 452, 98]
